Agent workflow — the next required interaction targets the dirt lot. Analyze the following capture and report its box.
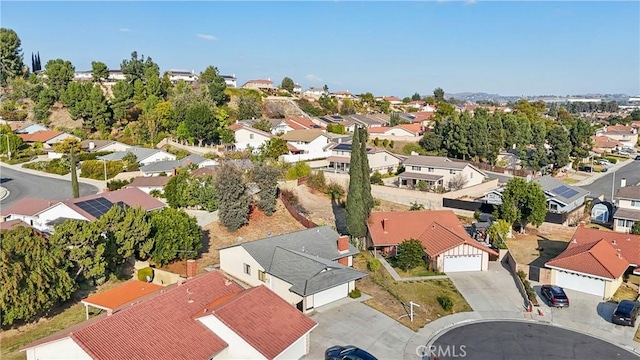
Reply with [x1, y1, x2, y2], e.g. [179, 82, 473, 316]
[354, 253, 471, 331]
[196, 200, 305, 273]
[505, 225, 576, 266]
[292, 184, 410, 233]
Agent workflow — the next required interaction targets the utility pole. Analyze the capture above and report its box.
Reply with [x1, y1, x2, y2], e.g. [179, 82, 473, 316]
[5, 134, 11, 160]
[611, 170, 616, 202]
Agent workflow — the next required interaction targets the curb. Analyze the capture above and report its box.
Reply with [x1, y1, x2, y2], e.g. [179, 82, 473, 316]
[0, 186, 9, 202]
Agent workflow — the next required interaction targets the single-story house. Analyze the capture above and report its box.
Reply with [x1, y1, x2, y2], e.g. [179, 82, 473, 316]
[229, 123, 273, 151]
[590, 135, 622, 154]
[14, 123, 48, 134]
[17, 130, 80, 152]
[97, 147, 176, 166]
[368, 124, 423, 138]
[0, 198, 57, 228]
[546, 224, 640, 299]
[21, 271, 317, 360]
[325, 142, 403, 174]
[139, 154, 218, 176]
[367, 210, 498, 272]
[219, 226, 367, 312]
[241, 79, 274, 91]
[126, 176, 170, 194]
[80, 139, 132, 153]
[399, 155, 487, 190]
[613, 182, 640, 233]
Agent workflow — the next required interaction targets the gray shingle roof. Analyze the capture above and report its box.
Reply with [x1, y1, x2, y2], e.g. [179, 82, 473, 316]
[98, 147, 164, 162]
[616, 185, 640, 200]
[534, 175, 590, 204]
[139, 154, 210, 173]
[234, 226, 365, 295]
[402, 155, 470, 169]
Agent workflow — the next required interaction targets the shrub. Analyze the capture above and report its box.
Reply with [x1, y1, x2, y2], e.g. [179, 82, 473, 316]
[382, 139, 389, 147]
[395, 164, 405, 175]
[325, 182, 345, 200]
[137, 267, 154, 282]
[80, 160, 122, 179]
[149, 189, 164, 198]
[389, 140, 394, 148]
[604, 157, 618, 164]
[370, 171, 384, 185]
[107, 178, 131, 191]
[307, 171, 327, 192]
[437, 295, 453, 311]
[367, 258, 381, 272]
[349, 288, 361, 299]
[409, 201, 425, 211]
[373, 137, 380, 146]
[22, 159, 70, 175]
[77, 151, 113, 161]
[285, 162, 311, 180]
[280, 189, 299, 206]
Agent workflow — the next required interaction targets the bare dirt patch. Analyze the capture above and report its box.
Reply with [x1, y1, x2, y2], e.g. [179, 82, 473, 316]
[505, 226, 575, 266]
[49, 103, 81, 129]
[197, 200, 305, 273]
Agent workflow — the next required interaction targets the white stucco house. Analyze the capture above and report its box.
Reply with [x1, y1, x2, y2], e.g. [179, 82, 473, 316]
[21, 271, 317, 360]
[325, 142, 403, 174]
[368, 124, 423, 138]
[219, 226, 367, 312]
[97, 147, 176, 166]
[613, 182, 640, 233]
[229, 123, 273, 151]
[367, 210, 498, 272]
[279, 129, 332, 162]
[80, 140, 132, 153]
[398, 155, 487, 190]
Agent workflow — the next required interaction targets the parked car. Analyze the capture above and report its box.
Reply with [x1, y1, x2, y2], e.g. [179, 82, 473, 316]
[597, 159, 612, 166]
[635, 155, 640, 160]
[326, 346, 378, 360]
[541, 285, 570, 308]
[617, 151, 631, 157]
[612, 300, 640, 326]
[578, 165, 593, 173]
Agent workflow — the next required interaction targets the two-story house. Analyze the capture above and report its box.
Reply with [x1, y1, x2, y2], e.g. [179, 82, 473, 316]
[241, 79, 273, 91]
[303, 87, 326, 98]
[268, 117, 320, 135]
[279, 129, 332, 162]
[229, 123, 273, 151]
[613, 180, 640, 233]
[326, 143, 403, 174]
[599, 125, 639, 148]
[399, 155, 486, 190]
[219, 227, 366, 312]
[221, 74, 237, 88]
[166, 70, 198, 84]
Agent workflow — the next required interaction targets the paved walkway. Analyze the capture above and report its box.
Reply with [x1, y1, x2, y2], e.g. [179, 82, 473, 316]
[378, 256, 449, 281]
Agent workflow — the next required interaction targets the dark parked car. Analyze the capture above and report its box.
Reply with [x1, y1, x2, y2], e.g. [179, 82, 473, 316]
[612, 300, 640, 326]
[578, 165, 593, 173]
[541, 285, 570, 308]
[325, 345, 378, 360]
[635, 155, 640, 160]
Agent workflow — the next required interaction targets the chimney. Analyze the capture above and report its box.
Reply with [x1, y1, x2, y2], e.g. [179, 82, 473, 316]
[621, 178, 627, 188]
[89, 141, 95, 150]
[186, 158, 192, 166]
[186, 259, 197, 279]
[337, 235, 349, 253]
[107, 309, 113, 316]
[382, 218, 388, 231]
[103, 188, 109, 193]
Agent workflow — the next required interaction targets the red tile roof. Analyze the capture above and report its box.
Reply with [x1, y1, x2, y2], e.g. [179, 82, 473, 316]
[18, 130, 63, 142]
[605, 125, 633, 133]
[287, 117, 317, 129]
[81, 280, 163, 311]
[0, 198, 55, 217]
[397, 124, 423, 134]
[201, 286, 317, 359]
[591, 135, 622, 149]
[0, 219, 31, 230]
[569, 225, 640, 266]
[367, 211, 498, 256]
[368, 126, 390, 134]
[546, 239, 629, 279]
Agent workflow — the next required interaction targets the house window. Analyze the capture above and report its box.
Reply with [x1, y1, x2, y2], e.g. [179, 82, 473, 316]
[549, 203, 558, 212]
[249, 134, 254, 140]
[470, 172, 473, 179]
[243, 263, 251, 275]
[632, 200, 640, 208]
[627, 220, 635, 228]
[618, 219, 626, 227]
[411, 166, 421, 171]
[258, 270, 266, 282]
[428, 167, 434, 172]
[449, 170, 457, 175]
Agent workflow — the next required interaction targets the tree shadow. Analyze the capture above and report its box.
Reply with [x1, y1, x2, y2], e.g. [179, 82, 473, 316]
[198, 228, 212, 258]
[597, 301, 618, 323]
[0, 177, 12, 184]
[529, 236, 571, 268]
[331, 195, 348, 234]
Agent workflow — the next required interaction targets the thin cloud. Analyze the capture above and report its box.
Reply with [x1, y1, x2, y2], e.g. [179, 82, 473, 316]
[196, 33, 217, 41]
[119, 28, 131, 32]
[305, 74, 323, 82]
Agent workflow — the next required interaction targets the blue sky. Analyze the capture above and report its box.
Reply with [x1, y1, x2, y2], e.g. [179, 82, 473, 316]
[3, 1, 639, 97]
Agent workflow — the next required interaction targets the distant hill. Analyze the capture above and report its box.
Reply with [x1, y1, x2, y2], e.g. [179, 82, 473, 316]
[442, 92, 631, 104]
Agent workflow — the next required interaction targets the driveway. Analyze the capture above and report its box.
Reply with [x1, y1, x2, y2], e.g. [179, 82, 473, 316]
[305, 299, 421, 360]
[447, 262, 526, 318]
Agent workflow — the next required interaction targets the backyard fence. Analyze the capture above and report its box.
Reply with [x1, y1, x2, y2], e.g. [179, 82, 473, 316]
[279, 190, 317, 229]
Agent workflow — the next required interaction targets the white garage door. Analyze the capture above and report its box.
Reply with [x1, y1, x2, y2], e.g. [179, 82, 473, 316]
[443, 255, 482, 273]
[556, 270, 606, 297]
[313, 283, 349, 308]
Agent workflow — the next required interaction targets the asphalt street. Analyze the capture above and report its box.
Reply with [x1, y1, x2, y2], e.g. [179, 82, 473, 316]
[0, 167, 98, 207]
[430, 321, 639, 360]
[579, 159, 640, 200]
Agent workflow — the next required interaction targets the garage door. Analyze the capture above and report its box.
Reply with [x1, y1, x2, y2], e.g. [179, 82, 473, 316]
[313, 283, 349, 308]
[556, 270, 606, 297]
[443, 255, 482, 273]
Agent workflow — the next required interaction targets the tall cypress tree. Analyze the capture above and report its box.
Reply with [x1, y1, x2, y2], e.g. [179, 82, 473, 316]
[359, 127, 374, 216]
[70, 148, 79, 198]
[31, 53, 35, 73]
[35, 52, 41, 71]
[346, 128, 366, 241]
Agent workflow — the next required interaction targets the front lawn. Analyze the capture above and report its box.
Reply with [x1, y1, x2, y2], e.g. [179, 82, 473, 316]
[386, 257, 443, 277]
[505, 228, 574, 267]
[354, 252, 471, 331]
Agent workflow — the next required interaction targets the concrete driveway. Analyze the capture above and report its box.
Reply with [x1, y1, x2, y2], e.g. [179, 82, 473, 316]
[304, 298, 421, 360]
[447, 262, 527, 318]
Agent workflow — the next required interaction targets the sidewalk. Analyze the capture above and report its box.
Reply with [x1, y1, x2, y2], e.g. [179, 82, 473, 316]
[574, 158, 633, 187]
[0, 161, 105, 190]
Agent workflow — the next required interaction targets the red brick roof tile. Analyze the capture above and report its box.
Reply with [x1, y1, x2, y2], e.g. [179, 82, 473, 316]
[18, 130, 63, 142]
[546, 239, 629, 279]
[81, 280, 163, 311]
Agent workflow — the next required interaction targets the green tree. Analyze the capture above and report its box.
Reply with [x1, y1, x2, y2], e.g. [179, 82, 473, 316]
[216, 162, 250, 231]
[260, 137, 289, 160]
[486, 113, 505, 164]
[132, 78, 146, 104]
[467, 116, 489, 161]
[631, 221, 640, 235]
[419, 132, 442, 152]
[148, 208, 202, 266]
[237, 93, 262, 120]
[51, 220, 107, 282]
[91, 61, 109, 82]
[433, 87, 445, 102]
[144, 66, 161, 98]
[44, 59, 75, 99]
[396, 238, 425, 271]
[280, 77, 295, 93]
[98, 206, 152, 271]
[252, 118, 272, 132]
[54, 138, 81, 197]
[88, 85, 112, 132]
[184, 102, 219, 146]
[546, 126, 572, 169]
[110, 80, 134, 122]
[0, 124, 24, 156]
[164, 168, 190, 208]
[487, 219, 511, 248]
[359, 128, 374, 216]
[496, 177, 547, 232]
[121, 51, 158, 83]
[198, 65, 228, 106]
[251, 164, 280, 216]
[0, 28, 25, 85]
[187, 174, 218, 212]
[346, 128, 367, 240]
[569, 118, 593, 159]
[1, 226, 76, 326]
[411, 92, 421, 101]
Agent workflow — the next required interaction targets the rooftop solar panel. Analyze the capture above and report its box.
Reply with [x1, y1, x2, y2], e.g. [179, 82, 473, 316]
[75, 197, 116, 218]
[551, 185, 570, 195]
[560, 188, 579, 198]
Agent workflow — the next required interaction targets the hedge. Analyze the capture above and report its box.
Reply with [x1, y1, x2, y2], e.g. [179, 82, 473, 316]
[349, 288, 361, 299]
[437, 295, 454, 311]
[22, 159, 70, 175]
[80, 160, 123, 180]
[137, 267, 154, 282]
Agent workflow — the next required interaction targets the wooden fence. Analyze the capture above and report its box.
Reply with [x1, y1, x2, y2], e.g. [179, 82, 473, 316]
[279, 191, 317, 229]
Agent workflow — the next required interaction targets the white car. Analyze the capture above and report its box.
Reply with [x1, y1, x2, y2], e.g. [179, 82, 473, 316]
[618, 151, 631, 156]
[597, 160, 612, 166]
